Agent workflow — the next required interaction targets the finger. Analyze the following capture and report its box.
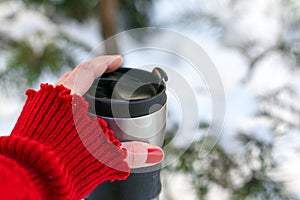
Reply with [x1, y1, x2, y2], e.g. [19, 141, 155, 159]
[55, 71, 72, 86]
[122, 141, 164, 169]
[61, 55, 122, 95]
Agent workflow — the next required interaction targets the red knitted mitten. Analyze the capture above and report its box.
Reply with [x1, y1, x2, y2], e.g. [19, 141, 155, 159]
[0, 84, 129, 200]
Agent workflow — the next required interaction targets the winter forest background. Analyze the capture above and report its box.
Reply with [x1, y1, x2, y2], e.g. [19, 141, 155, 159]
[0, 0, 300, 199]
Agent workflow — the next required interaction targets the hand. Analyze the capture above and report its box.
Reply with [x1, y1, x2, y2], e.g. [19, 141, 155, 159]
[55, 55, 122, 95]
[55, 55, 164, 169]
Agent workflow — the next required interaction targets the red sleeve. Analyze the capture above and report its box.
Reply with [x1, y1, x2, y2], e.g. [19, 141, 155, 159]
[0, 155, 41, 200]
[0, 84, 130, 200]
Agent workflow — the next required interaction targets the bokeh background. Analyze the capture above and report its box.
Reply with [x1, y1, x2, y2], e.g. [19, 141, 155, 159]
[0, 0, 300, 199]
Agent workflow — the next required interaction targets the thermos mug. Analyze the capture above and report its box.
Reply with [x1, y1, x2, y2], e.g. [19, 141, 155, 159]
[84, 67, 168, 200]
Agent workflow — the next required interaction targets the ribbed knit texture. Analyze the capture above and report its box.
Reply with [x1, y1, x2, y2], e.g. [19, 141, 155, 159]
[0, 154, 41, 200]
[0, 84, 129, 200]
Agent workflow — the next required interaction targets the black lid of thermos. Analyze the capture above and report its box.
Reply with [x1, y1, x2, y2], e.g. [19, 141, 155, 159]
[84, 67, 168, 118]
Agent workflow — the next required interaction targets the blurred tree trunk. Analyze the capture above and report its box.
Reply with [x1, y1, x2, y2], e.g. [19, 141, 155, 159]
[98, 0, 120, 54]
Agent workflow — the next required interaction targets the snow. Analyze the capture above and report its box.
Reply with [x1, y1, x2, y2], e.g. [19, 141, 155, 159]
[0, 1, 58, 40]
[218, 86, 260, 154]
[149, 0, 300, 197]
[273, 130, 300, 196]
[0, 95, 22, 136]
[248, 53, 292, 94]
[160, 172, 198, 200]
[59, 19, 102, 50]
[290, 71, 300, 98]
[0, 0, 300, 199]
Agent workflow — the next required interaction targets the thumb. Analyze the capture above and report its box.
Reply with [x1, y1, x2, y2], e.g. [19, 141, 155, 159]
[122, 141, 164, 169]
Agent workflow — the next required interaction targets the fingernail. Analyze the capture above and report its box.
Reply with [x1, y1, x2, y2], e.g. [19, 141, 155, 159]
[145, 148, 164, 164]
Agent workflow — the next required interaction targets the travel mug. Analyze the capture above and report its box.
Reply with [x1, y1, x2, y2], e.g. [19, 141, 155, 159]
[84, 67, 168, 200]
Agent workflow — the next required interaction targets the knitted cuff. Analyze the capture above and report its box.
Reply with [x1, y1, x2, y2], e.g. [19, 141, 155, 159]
[0, 136, 69, 199]
[0, 153, 41, 200]
[9, 84, 130, 199]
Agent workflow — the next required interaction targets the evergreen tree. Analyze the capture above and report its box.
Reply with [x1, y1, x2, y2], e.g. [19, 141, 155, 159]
[0, 1, 299, 199]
